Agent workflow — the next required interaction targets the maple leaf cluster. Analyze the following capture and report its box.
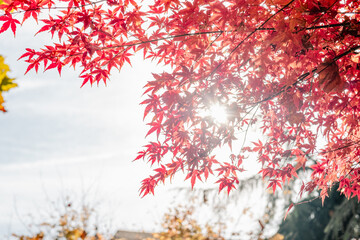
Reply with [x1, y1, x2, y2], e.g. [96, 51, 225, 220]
[1, 0, 360, 201]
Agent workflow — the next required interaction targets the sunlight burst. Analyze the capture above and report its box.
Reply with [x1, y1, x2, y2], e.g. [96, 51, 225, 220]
[199, 103, 228, 124]
[209, 104, 228, 123]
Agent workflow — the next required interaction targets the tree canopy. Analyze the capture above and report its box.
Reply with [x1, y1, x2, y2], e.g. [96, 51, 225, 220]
[1, 0, 360, 200]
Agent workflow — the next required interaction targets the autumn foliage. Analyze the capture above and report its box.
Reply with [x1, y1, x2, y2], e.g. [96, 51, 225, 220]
[12, 198, 109, 240]
[0, 55, 17, 112]
[149, 206, 224, 240]
[1, 0, 360, 201]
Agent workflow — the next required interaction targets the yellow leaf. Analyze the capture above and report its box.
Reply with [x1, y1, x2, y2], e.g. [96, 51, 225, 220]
[1, 76, 17, 91]
[0, 56, 10, 82]
[0, 91, 5, 112]
[269, 233, 285, 240]
[0, 55, 17, 112]
[65, 229, 83, 240]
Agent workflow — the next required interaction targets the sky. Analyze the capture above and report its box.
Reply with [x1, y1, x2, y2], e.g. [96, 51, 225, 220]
[0, 18, 181, 237]
[0, 13, 281, 240]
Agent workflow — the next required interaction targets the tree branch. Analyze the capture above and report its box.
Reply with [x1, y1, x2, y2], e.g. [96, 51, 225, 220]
[252, 45, 360, 105]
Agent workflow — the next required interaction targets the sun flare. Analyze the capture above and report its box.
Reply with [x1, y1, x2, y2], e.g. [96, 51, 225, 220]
[199, 103, 228, 124]
[209, 104, 228, 123]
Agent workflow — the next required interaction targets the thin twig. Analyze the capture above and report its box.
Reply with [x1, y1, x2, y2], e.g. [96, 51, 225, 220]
[239, 105, 259, 154]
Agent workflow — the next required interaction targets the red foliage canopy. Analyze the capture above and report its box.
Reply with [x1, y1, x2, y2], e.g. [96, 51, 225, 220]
[1, 0, 360, 201]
